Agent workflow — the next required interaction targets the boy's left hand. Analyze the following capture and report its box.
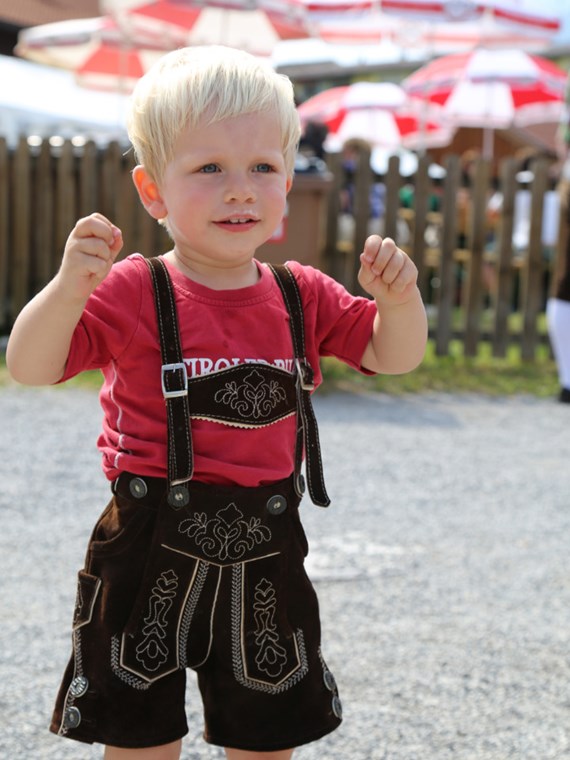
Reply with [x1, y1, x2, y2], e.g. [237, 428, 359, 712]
[358, 235, 418, 305]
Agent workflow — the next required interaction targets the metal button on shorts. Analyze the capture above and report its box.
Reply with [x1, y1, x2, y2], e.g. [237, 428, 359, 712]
[323, 669, 337, 692]
[266, 495, 287, 515]
[168, 485, 190, 509]
[69, 676, 89, 698]
[129, 477, 148, 499]
[332, 695, 343, 719]
[63, 706, 81, 729]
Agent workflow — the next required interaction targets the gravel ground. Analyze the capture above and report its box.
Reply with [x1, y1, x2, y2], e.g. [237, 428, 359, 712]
[0, 386, 569, 760]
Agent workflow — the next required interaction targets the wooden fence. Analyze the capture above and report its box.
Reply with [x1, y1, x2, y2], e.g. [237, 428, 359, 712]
[321, 145, 562, 360]
[0, 136, 563, 361]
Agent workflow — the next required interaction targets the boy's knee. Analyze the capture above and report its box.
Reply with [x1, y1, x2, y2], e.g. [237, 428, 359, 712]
[104, 739, 182, 760]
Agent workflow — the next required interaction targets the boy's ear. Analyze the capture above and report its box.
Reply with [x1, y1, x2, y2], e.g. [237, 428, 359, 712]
[286, 177, 293, 194]
[132, 165, 167, 220]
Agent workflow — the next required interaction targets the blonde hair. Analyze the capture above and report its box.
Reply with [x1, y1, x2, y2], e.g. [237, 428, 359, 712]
[127, 45, 301, 183]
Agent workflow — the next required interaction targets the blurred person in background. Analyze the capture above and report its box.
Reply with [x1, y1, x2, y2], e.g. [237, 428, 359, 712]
[547, 73, 570, 404]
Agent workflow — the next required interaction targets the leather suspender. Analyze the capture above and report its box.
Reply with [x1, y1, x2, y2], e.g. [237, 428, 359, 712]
[268, 264, 330, 507]
[146, 257, 193, 508]
[146, 257, 330, 508]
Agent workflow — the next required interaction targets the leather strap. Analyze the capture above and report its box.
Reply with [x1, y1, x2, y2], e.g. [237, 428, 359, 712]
[145, 257, 194, 493]
[267, 264, 330, 507]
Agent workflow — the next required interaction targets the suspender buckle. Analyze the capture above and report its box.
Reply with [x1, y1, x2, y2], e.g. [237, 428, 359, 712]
[295, 358, 315, 392]
[161, 362, 189, 399]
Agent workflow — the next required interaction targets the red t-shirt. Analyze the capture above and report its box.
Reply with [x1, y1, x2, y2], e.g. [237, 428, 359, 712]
[62, 255, 377, 486]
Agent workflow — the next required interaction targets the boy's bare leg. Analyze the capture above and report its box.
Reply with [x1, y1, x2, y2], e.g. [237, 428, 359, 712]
[225, 749, 294, 760]
[104, 739, 182, 759]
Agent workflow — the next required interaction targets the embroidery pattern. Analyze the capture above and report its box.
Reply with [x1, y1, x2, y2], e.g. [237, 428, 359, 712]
[178, 561, 210, 668]
[72, 583, 84, 629]
[253, 578, 289, 677]
[214, 369, 287, 420]
[59, 629, 84, 735]
[135, 569, 179, 671]
[110, 636, 151, 691]
[230, 564, 308, 694]
[178, 502, 271, 562]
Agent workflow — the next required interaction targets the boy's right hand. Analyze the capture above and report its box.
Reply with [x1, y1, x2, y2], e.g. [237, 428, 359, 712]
[59, 213, 123, 301]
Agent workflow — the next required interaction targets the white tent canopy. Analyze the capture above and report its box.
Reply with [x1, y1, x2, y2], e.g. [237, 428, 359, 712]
[0, 55, 129, 147]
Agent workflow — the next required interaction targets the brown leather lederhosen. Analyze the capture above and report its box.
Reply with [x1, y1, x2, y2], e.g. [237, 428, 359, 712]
[50, 259, 343, 752]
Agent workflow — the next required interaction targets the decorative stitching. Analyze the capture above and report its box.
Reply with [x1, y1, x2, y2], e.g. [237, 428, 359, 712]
[110, 636, 151, 691]
[178, 561, 210, 668]
[230, 564, 308, 694]
[134, 569, 179, 672]
[178, 502, 271, 562]
[213, 369, 288, 421]
[252, 578, 289, 678]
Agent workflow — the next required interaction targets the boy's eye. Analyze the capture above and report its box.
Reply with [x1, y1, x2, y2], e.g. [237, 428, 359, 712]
[254, 163, 274, 173]
[200, 164, 219, 173]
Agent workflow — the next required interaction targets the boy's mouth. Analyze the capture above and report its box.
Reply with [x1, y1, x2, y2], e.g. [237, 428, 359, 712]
[215, 214, 259, 230]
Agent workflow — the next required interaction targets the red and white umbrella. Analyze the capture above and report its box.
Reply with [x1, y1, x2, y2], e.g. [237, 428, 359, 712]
[382, 0, 560, 32]
[316, 12, 556, 52]
[297, 83, 452, 151]
[323, 108, 453, 151]
[403, 48, 568, 156]
[15, 16, 164, 92]
[297, 81, 407, 130]
[303, 0, 561, 51]
[103, 0, 314, 57]
[304, 0, 560, 32]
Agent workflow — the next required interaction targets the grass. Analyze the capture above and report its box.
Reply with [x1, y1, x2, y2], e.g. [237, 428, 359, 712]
[0, 339, 559, 398]
[320, 340, 558, 397]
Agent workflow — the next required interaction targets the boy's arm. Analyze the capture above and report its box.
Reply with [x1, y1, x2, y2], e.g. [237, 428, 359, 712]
[358, 235, 428, 375]
[6, 213, 123, 386]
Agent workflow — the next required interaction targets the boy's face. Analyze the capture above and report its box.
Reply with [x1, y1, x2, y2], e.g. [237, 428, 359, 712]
[140, 110, 292, 271]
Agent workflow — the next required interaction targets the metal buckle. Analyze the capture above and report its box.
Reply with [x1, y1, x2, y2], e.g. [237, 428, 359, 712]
[161, 362, 188, 399]
[295, 358, 315, 391]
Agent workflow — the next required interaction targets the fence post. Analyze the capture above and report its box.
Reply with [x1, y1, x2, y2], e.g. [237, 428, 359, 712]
[492, 157, 517, 357]
[350, 144, 372, 292]
[101, 141, 123, 222]
[411, 153, 431, 298]
[0, 138, 8, 326]
[435, 154, 460, 356]
[521, 159, 548, 360]
[464, 157, 490, 357]
[12, 137, 32, 320]
[322, 151, 344, 281]
[383, 154, 401, 242]
[34, 140, 54, 291]
[79, 140, 99, 217]
[54, 140, 77, 276]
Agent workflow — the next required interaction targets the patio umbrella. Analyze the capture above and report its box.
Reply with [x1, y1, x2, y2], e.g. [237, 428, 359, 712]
[297, 82, 453, 151]
[322, 107, 453, 151]
[297, 81, 408, 130]
[402, 48, 568, 157]
[15, 16, 165, 92]
[316, 12, 557, 52]
[103, 0, 315, 57]
[302, 0, 561, 51]
[354, 0, 560, 32]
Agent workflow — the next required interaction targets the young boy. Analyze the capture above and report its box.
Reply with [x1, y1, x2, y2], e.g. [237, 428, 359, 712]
[7, 46, 427, 760]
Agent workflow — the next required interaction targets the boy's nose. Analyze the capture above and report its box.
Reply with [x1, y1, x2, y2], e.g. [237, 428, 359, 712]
[224, 174, 256, 203]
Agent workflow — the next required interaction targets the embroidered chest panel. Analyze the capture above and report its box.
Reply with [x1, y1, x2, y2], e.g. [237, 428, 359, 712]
[184, 363, 297, 428]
